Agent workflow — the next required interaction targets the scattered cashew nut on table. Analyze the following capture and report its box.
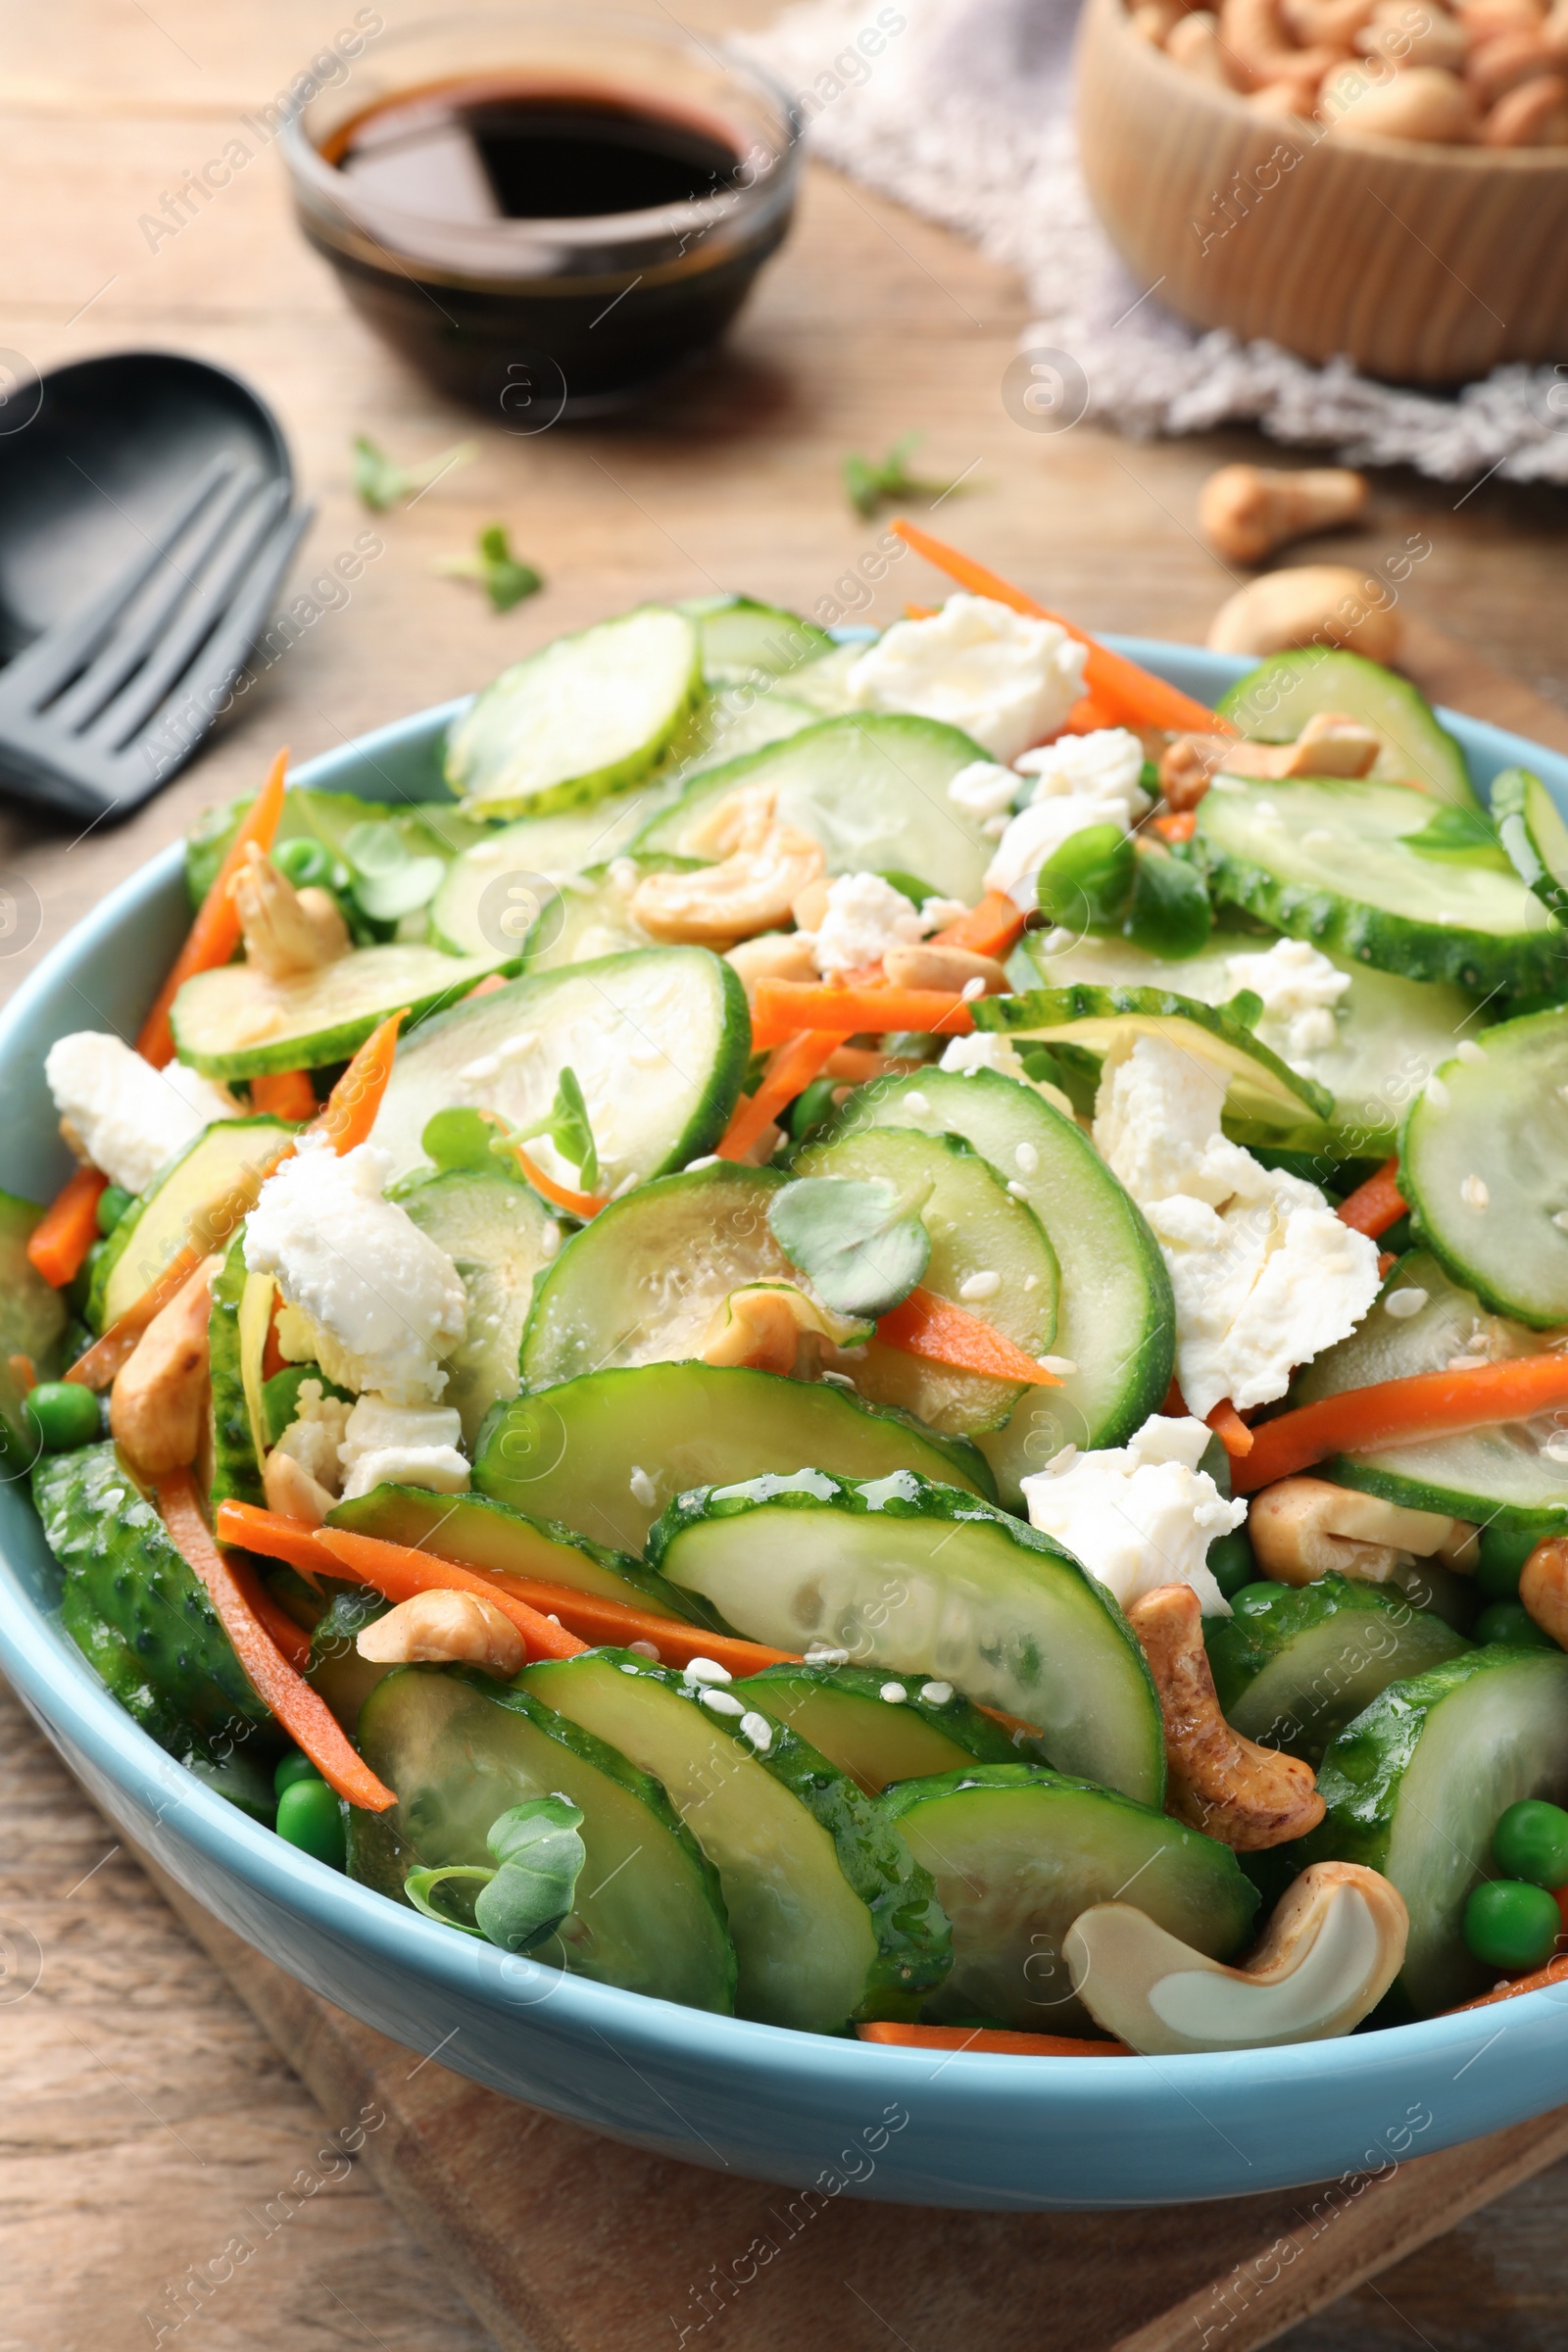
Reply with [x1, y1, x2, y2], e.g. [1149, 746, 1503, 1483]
[356, 1589, 525, 1679]
[1199, 465, 1369, 566]
[1205, 564, 1404, 662]
[1064, 1861, 1410, 2054]
[1126, 1583, 1326, 1848]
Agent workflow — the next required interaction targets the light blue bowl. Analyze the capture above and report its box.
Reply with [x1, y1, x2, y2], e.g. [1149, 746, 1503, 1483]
[5, 641, 1567, 2210]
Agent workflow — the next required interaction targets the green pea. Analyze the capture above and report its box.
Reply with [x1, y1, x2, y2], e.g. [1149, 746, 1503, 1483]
[24, 1381, 102, 1453]
[273, 1748, 324, 1799]
[1493, 1799, 1568, 1890]
[274, 837, 333, 890]
[1474, 1600, 1558, 1650]
[1462, 1878, 1561, 1974]
[275, 1776, 346, 1869]
[1475, 1522, 1557, 1606]
[1205, 1530, 1259, 1603]
[789, 1077, 839, 1143]
[95, 1184, 134, 1237]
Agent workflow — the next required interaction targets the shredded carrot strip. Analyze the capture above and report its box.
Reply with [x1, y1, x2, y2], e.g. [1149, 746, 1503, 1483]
[1205, 1400, 1254, 1458]
[877, 1287, 1060, 1387]
[890, 520, 1228, 737]
[822, 1046, 921, 1082]
[137, 748, 289, 1067]
[217, 1503, 332, 1582]
[26, 1167, 109, 1288]
[717, 1030, 840, 1162]
[314, 1527, 590, 1660]
[1446, 1953, 1568, 2012]
[8, 1352, 36, 1395]
[904, 601, 937, 619]
[752, 980, 976, 1048]
[1233, 1356, 1568, 1494]
[158, 1471, 395, 1809]
[1057, 692, 1126, 736]
[464, 972, 509, 1002]
[229, 1558, 313, 1671]
[1151, 810, 1197, 845]
[856, 2023, 1131, 2056]
[249, 1069, 317, 1120]
[66, 1243, 211, 1391]
[314, 1008, 407, 1155]
[508, 1148, 608, 1220]
[1337, 1155, 1407, 1240]
[931, 891, 1027, 962]
[1163, 1375, 1188, 1416]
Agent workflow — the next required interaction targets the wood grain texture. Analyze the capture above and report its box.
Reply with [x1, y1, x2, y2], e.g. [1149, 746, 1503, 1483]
[1075, 0, 1568, 382]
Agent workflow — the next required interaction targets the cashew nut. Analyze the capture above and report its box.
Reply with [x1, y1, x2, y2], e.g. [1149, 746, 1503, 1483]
[725, 930, 819, 1002]
[1200, 465, 1369, 565]
[1064, 1861, 1409, 2054]
[1249, 1476, 1458, 1585]
[1356, 0, 1469, 68]
[791, 874, 833, 933]
[356, 1588, 525, 1677]
[1282, 0, 1377, 39]
[1482, 67, 1568, 135]
[630, 815, 825, 947]
[1214, 710, 1385, 781]
[881, 942, 1010, 995]
[1127, 1584, 1325, 1848]
[681, 781, 778, 858]
[262, 1446, 337, 1528]
[1130, 0, 1186, 37]
[1467, 24, 1563, 95]
[701, 1284, 857, 1377]
[1205, 565, 1404, 662]
[1520, 1537, 1568, 1647]
[230, 843, 351, 980]
[1165, 10, 1244, 83]
[1159, 732, 1235, 811]
[1323, 60, 1480, 136]
[109, 1254, 221, 1478]
[1219, 0, 1348, 84]
[1248, 74, 1323, 109]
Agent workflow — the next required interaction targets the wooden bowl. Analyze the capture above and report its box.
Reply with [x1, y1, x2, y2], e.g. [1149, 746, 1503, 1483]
[1075, 0, 1568, 383]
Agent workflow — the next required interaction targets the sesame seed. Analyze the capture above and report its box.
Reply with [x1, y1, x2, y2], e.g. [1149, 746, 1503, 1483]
[1007, 1180, 1029, 1200]
[739, 1711, 774, 1752]
[1426, 1075, 1450, 1110]
[683, 1657, 732, 1686]
[1459, 1174, 1490, 1210]
[1447, 1353, 1488, 1371]
[628, 1465, 657, 1505]
[701, 1688, 746, 1718]
[1014, 1143, 1039, 1175]
[959, 1269, 1002, 1301]
[805, 1643, 850, 1666]
[904, 1091, 930, 1115]
[1384, 1289, 1428, 1319]
[960, 976, 986, 1001]
[880, 1682, 907, 1703]
[918, 1681, 954, 1705]
[460, 1053, 501, 1082]
[1456, 1039, 1488, 1066]
[1038, 1354, 1078, 1376]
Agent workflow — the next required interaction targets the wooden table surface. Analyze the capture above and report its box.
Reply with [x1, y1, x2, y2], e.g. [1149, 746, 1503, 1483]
[4, 5, 1568, 2347]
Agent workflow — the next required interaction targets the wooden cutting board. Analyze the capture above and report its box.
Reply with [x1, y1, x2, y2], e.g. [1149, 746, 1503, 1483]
[140, 1847, 1568, 2352]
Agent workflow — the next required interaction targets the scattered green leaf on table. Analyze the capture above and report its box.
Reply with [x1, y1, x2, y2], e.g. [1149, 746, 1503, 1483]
[353, 432, 476, 512]
[841, 434, 970, 520]
[437, 523, 544, 612]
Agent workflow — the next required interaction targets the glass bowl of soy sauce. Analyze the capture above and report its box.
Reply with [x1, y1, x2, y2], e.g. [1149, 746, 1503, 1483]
[283, 6, 802, 420]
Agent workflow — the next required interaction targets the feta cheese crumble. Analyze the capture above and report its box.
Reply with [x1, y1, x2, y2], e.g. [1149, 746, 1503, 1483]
[44, 1031, 236, 1195]
[938, 1029, 1075, 1120]
[810, 870, 941, 977]
[270, 1378, 351, 1494]
[845, 594, 1087, 762]
[244, 1134, 467, 1405]
[946, 760, 1019, 825]
[1222, 938, 1349, 1070]
[1093, 1034, 1381, 1418]
[982, 733, 1152, 914]
[336, 1395, 469, 1502]
[1021, 1413, 1245, 1617]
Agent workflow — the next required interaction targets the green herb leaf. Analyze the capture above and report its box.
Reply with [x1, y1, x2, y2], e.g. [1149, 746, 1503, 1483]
[494, 1064, 600, 1194]
[422, 1107, 502, 1173]
[840, 434, 970, 520]
[1124, 842, 1212, 959]
[340, 818, 445, 921]
[353, 432, 476, 512]
[1403, 805, 1511, 869]
[1035, 823, 1135, 932]
[438, 522, 544, 612]
[405, 1864, 494, 1936]
[768, 1174, 932, 1318]
[473, 1796, 586, 1954]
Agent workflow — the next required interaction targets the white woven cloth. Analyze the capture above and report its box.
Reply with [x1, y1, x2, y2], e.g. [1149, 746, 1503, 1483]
[742, 0, 1568, 481]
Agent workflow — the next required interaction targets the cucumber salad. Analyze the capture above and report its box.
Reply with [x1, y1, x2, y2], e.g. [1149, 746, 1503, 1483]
[13, 547, 1568, 2058]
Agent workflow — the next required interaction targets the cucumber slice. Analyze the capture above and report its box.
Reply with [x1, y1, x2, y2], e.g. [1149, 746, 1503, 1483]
[740, 1662, 1042, 1793]
[1205, 1575, 1470, 1766]
[515, 858, 704, 976]
[631, 714, 1000, 904]
[677, 594, 836, 684]
[474, 1361, 993, 1552]
[208, 1236, 266, 1512]
[390, 1163, 558, 1443]
[821, 1067, 1173, 1494]
[185, 787, 482, 911]
[1014, 927, 1480, 1157]
[780, 642, 865, 715]
[1302, 1646, 1568, 2013]
[666, 685, 819, 771]
[351, 1664, 736, 2012]
[882, 1765, 1256, 2033]
[446, 605, 702, 819]
[368, 948, 750, 1192]
[1399, 1005, 1568, 1326]
[1493, 766, 1568, 915]
[792, 1126, 1058, 1438]
[33, 1441, 270, 1753]
[171, 943, 513, 1081]
[520, 1648, 950, 2030]
[1215, 649, 1477, 808]
[91, 1116, 292, 1332]
[0, 1190, 66, 1468]
[325, 1484, 694, 1615]
[1293, 1249, 1568, 1529]
[428, 797, 679, 955]
[520, 1162, 801, 1390]
[975, 984, 1334, 1131]
[647, 1469, 1166, 1805]
[1195, 775, 1553, 993]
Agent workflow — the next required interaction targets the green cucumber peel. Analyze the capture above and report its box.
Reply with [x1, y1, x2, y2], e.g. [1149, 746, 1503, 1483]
[766, 1171, 932, 1317]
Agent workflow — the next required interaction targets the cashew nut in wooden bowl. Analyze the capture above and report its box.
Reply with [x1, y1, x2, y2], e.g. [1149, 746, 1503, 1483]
[1075, 0, 1568, 381]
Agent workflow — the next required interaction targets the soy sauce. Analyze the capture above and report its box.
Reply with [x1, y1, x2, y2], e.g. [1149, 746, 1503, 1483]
[301, 78, 793, 416]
